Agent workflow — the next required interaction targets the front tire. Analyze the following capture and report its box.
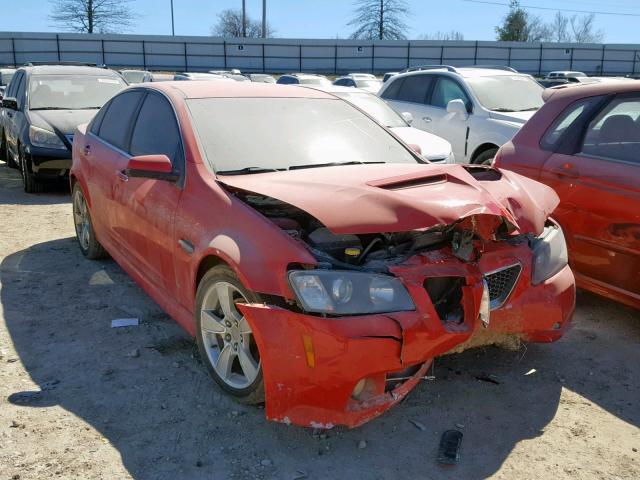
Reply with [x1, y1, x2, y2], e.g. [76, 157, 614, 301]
[19, 151, 43, 193]
[72, 184, 108, 259]
[195, 266, 265, 404]
[474, 148, 498, 166]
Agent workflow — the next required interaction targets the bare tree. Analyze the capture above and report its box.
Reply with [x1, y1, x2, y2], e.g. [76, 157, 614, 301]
[549, 11, 571, 42]
[570, 13, 604, 43]
[348, 0, 409, 40]
[49, 0, 134, 33]
[420, 31, 464, 41]
[211, 9, 275, 38]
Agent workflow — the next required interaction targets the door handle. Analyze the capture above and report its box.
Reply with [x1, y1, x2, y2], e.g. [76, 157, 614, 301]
[116, 169, 128, 182]
[422, 116, 432, 123]
[178, 239, 195, 255]
[551, 162, 579, 178]
[83, 144, 91, 156]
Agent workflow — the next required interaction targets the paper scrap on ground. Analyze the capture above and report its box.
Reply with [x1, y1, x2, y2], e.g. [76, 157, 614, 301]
[111, 318, 139, 328]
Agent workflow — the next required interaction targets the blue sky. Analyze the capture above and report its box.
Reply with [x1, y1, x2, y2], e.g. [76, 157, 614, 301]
[5, 0, 640, 43]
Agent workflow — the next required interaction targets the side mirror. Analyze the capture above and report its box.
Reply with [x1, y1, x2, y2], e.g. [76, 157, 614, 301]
[2, 97, 18, 110]
[401, 111, 414, 125]
[446, 99, 469, 120]
[126, 154, 178, 182]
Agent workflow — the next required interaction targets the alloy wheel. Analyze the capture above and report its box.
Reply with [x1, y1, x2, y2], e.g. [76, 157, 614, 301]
[200, 282, 260, 389]
[73, 189, 91, 251]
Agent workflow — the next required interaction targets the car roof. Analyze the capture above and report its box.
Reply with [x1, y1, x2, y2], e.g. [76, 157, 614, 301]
[149, 81, 336, 99]
[542, 80, 640, 103]
[21, 65, 120, 76]
[307, 85, 373, 95]
[391, 67, 526, 82]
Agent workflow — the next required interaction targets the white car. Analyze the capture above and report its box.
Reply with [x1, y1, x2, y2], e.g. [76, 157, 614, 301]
[378, 66, 545, 164]
[276, 73, 332, 86]
[308, 85, 454, 163]
[333, 73, 383, 93]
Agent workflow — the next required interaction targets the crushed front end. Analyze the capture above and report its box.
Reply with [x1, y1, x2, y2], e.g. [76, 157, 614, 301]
[224, 165, 576, 428]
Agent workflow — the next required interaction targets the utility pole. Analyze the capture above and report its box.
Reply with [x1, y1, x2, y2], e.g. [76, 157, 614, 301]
[170, 0, 175, 35]
[262, 0, 267, 38]
[242, 0, 247, 37]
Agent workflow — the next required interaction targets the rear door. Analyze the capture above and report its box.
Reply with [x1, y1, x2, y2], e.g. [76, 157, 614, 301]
[540, 93, 640, 304]
[112, 90, 184, 294]
[4, 71, 24, 159]
[380, 74, 434, 131]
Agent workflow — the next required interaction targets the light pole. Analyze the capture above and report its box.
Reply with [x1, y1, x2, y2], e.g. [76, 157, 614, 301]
[170, 0, 175, 35]
[262, 0, 266, 38]
[242, 0, 247, 37]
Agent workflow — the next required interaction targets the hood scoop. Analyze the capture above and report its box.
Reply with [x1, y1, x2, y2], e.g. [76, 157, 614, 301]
[366, 172, 449, 190]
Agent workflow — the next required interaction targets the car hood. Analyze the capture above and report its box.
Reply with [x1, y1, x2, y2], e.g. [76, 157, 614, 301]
[28, 109, 99, 135]
[390, 126, 452, 161]
[217, 164, 557, 237]
[488, 110, 536, 124]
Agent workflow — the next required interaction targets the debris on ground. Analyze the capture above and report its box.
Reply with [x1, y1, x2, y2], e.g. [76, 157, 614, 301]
[409, 419, 427, 431]
[357, 440, 367, 449]
[127, 349, 140, 358]
[111, 318, 139, 328]
[475, 374, 501, 385]
[437, 430, 463, 465]
[525, 368, 537, 376]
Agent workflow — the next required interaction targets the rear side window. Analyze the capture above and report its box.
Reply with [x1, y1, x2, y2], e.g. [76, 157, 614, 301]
[580, 95, 640, 164]
[130, 92, 181, 165]
[431, 77, 470, 109]
[89, 102, 109, 135]
[395, 75, 432, 104]
[97, 90, 144, 151]
[380, 77, 404, 100]
[540, 98, 595, 150]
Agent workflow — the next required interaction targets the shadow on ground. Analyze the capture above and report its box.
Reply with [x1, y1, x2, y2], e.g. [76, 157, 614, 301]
[2, 234, 638, 480]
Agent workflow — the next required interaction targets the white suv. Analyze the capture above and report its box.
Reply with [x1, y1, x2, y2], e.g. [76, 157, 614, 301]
[378, 66, 544, 164]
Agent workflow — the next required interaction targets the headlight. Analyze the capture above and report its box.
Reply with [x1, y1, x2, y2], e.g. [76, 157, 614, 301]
[531, 221, 568, 285]
[288, 270, 415, 315]
[28, 126, 67, 150]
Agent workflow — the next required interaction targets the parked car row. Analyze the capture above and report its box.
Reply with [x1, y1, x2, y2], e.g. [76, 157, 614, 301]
[0, 60, 636, 429]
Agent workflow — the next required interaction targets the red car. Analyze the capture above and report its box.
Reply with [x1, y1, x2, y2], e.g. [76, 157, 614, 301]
[495, 82, 639, 310]
[70, 82, 575, 428]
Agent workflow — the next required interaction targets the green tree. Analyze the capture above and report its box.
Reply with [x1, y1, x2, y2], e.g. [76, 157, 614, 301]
[495, 0, 529, 41]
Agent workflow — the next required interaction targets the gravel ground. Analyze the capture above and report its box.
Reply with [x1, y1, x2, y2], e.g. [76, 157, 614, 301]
[0, 161, 638, 480]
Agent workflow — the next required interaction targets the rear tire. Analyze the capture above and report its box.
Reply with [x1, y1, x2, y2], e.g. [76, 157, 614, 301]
[1, 135, 17, 169]
[195, 265, 265, 405]
[72, 184, 108, 259]
[474, 148, 498, 166]
[20, 151, 44, 193]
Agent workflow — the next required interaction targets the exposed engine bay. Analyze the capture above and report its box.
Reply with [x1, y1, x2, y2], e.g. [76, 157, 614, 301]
[231, 189, 516, 272]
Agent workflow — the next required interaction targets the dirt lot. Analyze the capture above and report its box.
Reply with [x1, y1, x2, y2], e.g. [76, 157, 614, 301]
[0, 162, 638, 480]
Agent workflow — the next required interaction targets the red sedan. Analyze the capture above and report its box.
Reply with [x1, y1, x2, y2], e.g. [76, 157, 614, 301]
[495, 82, 639, 310]
[70, 82, 575, 428]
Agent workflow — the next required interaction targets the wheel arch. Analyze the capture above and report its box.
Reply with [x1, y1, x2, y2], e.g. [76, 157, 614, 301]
[470, 142, 500, 164]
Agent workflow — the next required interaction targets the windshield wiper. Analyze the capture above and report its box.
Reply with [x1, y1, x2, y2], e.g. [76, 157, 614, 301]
[516, 107, 540, 112]
[216, 166, 282, 175]
[29, 107, 69, 111]
[491, 108, 516, 112]
[288, 161, 385, 170]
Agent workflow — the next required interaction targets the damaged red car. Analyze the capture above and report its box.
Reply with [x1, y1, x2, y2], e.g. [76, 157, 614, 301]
[70, 82, 576, 428]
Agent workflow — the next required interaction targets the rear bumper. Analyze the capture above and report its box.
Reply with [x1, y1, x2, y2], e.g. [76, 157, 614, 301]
[239, 251, 575, 428]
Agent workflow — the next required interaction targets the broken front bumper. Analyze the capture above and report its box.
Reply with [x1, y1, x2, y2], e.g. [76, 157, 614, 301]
[239, 245, 575, 429]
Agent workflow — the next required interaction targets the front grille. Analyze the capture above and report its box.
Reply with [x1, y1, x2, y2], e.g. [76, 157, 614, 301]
[484, 264, 521, 310]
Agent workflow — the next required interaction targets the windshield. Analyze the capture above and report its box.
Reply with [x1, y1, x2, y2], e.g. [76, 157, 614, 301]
[335, 91, 405, 128]
[355, 79, 382, 89]
[299, 77, 332, 86]
[466, 75, 544, 112]
[0, 71, 14, 86]
[121, 71, 147, 83]
[28, 75, 126, 110]
[187, 97, 417, 172]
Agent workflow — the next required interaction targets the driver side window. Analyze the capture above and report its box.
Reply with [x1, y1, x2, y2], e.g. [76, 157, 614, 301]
[431, 77, 470, 110]
[129, 92, 182, 172]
